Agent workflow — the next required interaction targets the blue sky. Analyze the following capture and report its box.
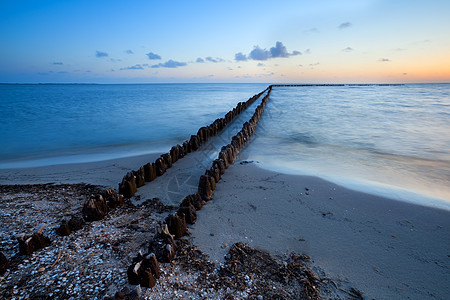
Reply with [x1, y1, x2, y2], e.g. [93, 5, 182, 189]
[1, 0, 449, 83]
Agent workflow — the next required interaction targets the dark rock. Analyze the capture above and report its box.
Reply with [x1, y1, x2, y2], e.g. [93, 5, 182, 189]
[127, 262, 140, 285]
[119, 172, 137, 198]
[178, 204, 197, 224]
[0, 251, 9, 275]
[56, 219, 71, 236]
[155, 157, 167, 176]
[180, 193, 204, 211]
[165, 213, 187, 239]
[149, 224, 176, 262]
[198, 175, 213, 201]
[17, 231, 51, 256]
[105, 286, 141, 300]
[144, 162, 157, 182]
[103, 188, 124, 209]
[82, 194, 108, 221]
[68, 215, 85, 231]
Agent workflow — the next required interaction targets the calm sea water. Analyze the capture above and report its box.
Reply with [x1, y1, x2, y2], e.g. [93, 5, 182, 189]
[0, 83, 267, 167]
[246, 84, 450, 209]
[1, 83, 449, 208]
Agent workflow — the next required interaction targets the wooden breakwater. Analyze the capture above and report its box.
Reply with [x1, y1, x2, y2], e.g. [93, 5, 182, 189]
[125, 86, 272, 289]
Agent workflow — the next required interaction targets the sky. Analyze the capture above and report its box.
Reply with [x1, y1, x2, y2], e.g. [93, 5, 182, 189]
[1, 0, 449, 83]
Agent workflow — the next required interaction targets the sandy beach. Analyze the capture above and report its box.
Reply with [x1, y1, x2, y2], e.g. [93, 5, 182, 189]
[1, 144, 449, 299]
[191, 161, 450, 299]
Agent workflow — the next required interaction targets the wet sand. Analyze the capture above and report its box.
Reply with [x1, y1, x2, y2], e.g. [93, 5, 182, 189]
[190, 161, 450, 299]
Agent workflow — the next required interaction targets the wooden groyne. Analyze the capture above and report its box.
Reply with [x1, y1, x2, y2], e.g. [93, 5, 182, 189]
[125, 86, 272, 289]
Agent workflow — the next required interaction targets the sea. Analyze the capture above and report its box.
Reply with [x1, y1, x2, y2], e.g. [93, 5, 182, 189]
[1, 83, 449, 209]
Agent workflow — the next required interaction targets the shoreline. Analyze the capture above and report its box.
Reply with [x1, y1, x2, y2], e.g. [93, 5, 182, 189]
[191, 161, 450, 299]
[2, 150, 448, 211]
[1, 153, 449, 298]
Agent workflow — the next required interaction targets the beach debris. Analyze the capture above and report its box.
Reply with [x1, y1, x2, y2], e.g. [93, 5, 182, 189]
[339, 287, 364, 299]
[165, 213, 187, 239]
[17, 225, 51, 256]
[82, 194, 109, 221]
[0, 252, 8, 275]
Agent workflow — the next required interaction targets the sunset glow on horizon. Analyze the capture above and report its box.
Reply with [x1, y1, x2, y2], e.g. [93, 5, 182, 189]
[1, 0, 449, 84]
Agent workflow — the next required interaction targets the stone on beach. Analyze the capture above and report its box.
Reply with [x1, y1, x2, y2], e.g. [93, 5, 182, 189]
[68, 215, 85, 231]
[56, 214, 85, 236]
[0, 251, 9, 275]
[56, 219, 71, 236]
[17, 230, 51, 256]
[105, 286, 141, 300]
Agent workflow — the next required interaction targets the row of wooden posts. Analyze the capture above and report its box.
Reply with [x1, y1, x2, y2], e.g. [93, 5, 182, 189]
[126, 86, 272, 289]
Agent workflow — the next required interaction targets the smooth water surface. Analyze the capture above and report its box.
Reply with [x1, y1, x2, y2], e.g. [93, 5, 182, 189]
[247, 84, 450, 208]
[0, 83, 267, 167]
